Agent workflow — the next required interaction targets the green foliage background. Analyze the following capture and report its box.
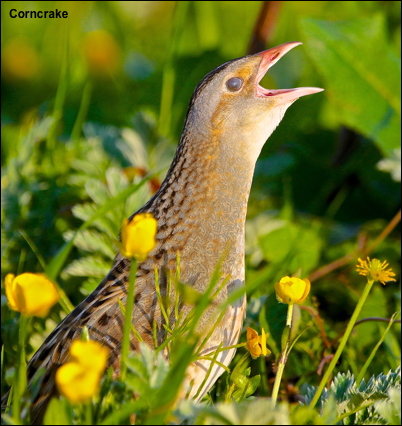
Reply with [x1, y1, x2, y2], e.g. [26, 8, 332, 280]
[1, 1, 400, 424]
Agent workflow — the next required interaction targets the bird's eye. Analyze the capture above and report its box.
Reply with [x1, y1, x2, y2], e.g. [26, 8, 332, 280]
[226, 77, 243, 92]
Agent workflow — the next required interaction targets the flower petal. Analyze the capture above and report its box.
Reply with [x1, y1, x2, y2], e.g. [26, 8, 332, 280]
[5, 273, 59, 317]
[56, 362, 102, 404]
[121, 213, 158, 261]
[5, 273, 18, 311]
[69, 340, 109, 372]
[246, 327, 270, 358]
[261, 327, 267, 356]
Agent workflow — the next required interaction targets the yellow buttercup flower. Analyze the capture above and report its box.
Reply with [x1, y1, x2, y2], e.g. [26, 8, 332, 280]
[2, 38, 40, 81]
[120, 213, 158, 261]
[56, 362, 103, 404]
[275, 276, 310, 305]
[69, 340, 109, 371]
[83, 30, 121, 76]
[246, 327, 271, 359]
[56, 339, 109, 404]
[5, 273, 59, 317]
[356, 257, 396, 285]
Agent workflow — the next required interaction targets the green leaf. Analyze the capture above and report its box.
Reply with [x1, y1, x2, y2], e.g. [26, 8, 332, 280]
[63, 229, 115, 259]
[144, 337, 197, 425]
[247, 375, 261, 393]
[291, 401, 336, 426]
[375, 387, 401, 425]
[303, 366, 401, 424]
[230, 353, 251, 385]
[231, 374, 261, 402]
[62, 256, 111, 278]
[140, 343, 170, 389]
[198, 398, 291, 425]
[125, 343, 170, 401]
[259, 294, 287, 356]
[300, 15, 401, 154]
[258, 222, 322, 274]
[43, 397, 73, 425]
[259, 226, 293, 263]
[45, 175, 152, 280]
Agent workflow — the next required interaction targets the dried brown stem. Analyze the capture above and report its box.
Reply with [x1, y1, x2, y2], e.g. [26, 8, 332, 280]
[299, 305, 331, 348]
[317, 354, 334, 375]
[368, 209, 401, 253]
[247, 1, 282, 54]
[354, 316, 401, 326]
[309, 209, 401, 282]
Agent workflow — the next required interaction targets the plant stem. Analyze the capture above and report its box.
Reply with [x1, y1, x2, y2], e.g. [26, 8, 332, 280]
[309, 279, 375, 408]
[271, 303, 293, 407]
[71, 80, 92, 142]
[158, 1, 190, 136]
[259, 353, 269, 396]
[355, 311, 399, 385]
[120, 258, 137, 381]
[57, 286, 75, 314]
[47, 25, 68, 154]
[13, 315, 30, 423]
[84, 401, 92, 426]
[271, 353, 286, 407]
[286, 303, 294, 326]
[193, 343, 223, 400]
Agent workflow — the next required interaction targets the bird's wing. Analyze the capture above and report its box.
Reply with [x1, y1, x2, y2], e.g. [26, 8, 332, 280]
[3, 253, 161, 423]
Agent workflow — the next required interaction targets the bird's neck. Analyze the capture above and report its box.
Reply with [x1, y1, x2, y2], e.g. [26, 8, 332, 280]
[151, 127, 256, 231]
[141, 126, 258, 284]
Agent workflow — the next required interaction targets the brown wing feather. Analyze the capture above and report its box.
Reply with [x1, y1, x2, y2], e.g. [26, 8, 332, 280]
[2, 255, 154, 424]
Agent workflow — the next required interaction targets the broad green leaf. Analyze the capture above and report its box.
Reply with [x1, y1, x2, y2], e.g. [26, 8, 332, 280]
[259, 222, 322, 274]
[375, 387, 401, 425]
[259, 294, 288, 355]
[291, 402, 335, 426]
[260, 294, 302, 357]
[259, 226, 293, 263]
[199, 398, 291, 425]
[300, 15, 401, 154]
[43, 397, 73, 425]
[232, 375, 261, 402]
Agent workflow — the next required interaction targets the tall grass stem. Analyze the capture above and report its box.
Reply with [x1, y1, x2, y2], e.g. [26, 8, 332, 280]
[355, 311, 400, 385]
[309, 279, 375, 408]
[271, 304, 293, 407]
[158, 1, 190, 136]
[71, 80, 93, 142]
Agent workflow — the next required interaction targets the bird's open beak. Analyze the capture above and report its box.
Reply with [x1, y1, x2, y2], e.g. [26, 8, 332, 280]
[255, 42, 324, 102]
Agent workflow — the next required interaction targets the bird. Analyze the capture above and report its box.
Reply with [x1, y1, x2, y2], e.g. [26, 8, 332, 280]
[3, 41, 323, 423]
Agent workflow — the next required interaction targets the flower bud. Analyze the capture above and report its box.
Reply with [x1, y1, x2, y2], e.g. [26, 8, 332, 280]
[56, 339, 109, 404]
[246, 327, 270, 359]
[275, 276, 310, 305]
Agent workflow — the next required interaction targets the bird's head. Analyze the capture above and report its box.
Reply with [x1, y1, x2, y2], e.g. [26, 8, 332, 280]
[184, 42, 323, 163]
